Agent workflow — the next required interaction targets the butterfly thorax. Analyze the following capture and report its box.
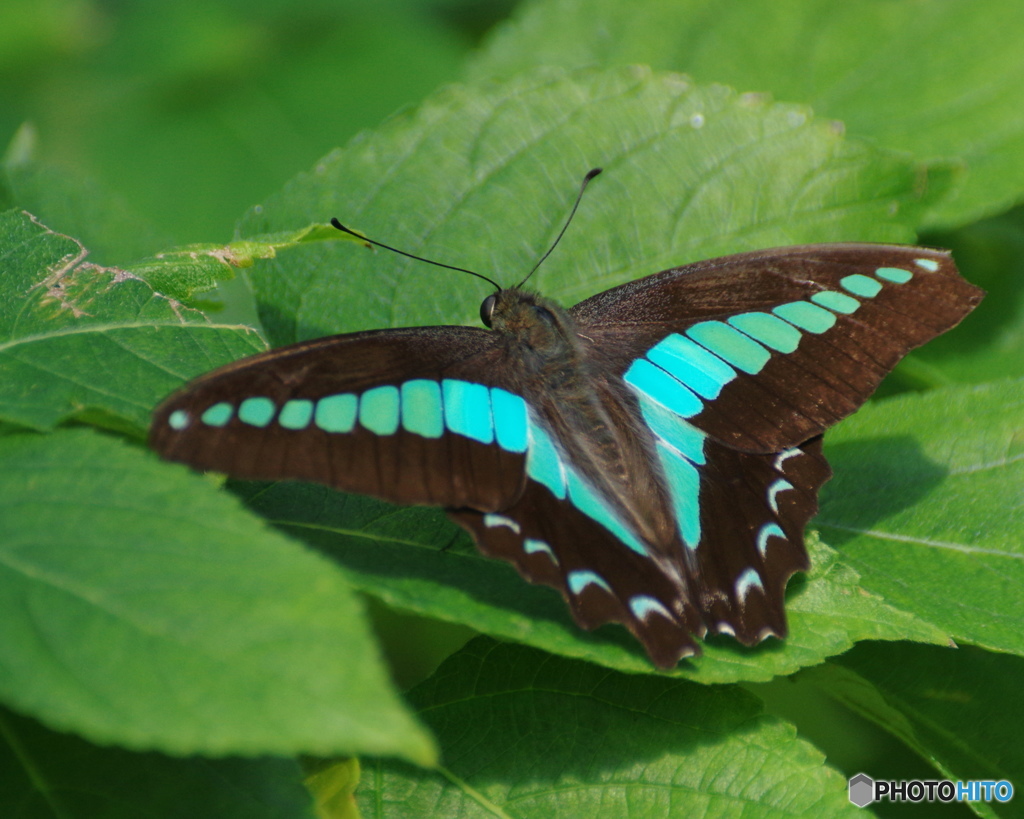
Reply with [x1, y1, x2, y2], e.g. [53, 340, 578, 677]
[486, 288, 678, 549]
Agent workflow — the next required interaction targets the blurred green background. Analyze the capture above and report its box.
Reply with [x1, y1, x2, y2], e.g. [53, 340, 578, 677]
[0, 0, 517, 253]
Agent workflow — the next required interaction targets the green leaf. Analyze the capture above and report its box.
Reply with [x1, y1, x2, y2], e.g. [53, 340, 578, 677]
[130, 221, 364, 301]
[819, 379, 1024, 656]
[358, 638, 861, 818]
[470, 0, 1024, 228]
[0, 209, 264, 433]
[814, 642, 1023, 814]
[239, 66, 943, 346]
[0, 707, 316, 819]
[0, 428, 434, 764]
[237, 482, 947, 683]
[919, 212, 1024, 384]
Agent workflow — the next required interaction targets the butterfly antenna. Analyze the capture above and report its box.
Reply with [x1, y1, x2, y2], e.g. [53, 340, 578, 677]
[516, 167, 602, 289]
[330, 218, 502, 291]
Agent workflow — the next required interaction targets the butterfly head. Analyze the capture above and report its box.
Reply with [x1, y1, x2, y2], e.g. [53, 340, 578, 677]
[480, 286, 578, 347]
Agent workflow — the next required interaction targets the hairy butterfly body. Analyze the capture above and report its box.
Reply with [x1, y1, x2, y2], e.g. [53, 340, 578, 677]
[151, 223, 982, 668]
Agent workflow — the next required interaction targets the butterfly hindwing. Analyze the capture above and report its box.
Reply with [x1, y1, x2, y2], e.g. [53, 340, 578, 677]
[449, 432, 830, 667]
[451, 480, 705, 668]
[692, 436, 829, 642]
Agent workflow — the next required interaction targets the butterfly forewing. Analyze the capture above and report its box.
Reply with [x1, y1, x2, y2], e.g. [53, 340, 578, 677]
[572, 244, 983, 452]
[151, 327, 529, 511]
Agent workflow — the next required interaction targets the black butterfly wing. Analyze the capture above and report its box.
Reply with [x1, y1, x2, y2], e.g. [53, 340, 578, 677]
[551, 243, 980, 663]
[572, 244, 984, 452]
[691, 436, 830, 643]
[452, 480, 706, 668]
[447, 418, 829, 669]
[151, 323, 714, 667]
[151, 326, 528, 511]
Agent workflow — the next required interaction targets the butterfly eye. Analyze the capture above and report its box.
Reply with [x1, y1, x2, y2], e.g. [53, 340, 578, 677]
[480, 293, 498, 327]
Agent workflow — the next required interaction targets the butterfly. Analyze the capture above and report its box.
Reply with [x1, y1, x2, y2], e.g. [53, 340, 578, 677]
[150, 170, 983, 668]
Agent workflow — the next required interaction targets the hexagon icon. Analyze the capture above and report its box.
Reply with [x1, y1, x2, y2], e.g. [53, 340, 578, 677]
[849, 773, 875, 807]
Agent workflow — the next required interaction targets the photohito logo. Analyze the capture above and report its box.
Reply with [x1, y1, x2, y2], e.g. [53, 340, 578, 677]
[849, 773, 1013, 807]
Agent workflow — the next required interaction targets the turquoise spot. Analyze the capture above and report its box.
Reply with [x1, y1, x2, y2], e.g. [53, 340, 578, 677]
[565, 470, 648, 557]
[278, 399, 314, 430]
[639, 396, 706, 465]
[629, 595, 671, 621]
[442, 380, 494, 444]
[655, 442, 701, 550]
[811, 290, 860, 314]
[686, 321, 771, 374]
[315, 393, 358, 433]
[491, 387, 528, 453]
[624, 358, 702, 417]
[767, 478, 794, 514]
[238, 397, 275, 427]
[728, 312, 803, 354]
[876, 266, 913, 284]
[401, 380, 443, 438]
[526, 420, 565, 499]
[756, 523, 785, 556]
[841, 274, 883, 298]
[735, 568, 764, 599]
[914, 258, 939, 272]
[168, 409, 190, 430]
[201, 402, 233, 427]
[772, 301, 837, 334]
[646, 333, 736, 399]
[359, 386, 400, 435]
[568, 569, 612, 595]
[524, 539, 557, 564]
